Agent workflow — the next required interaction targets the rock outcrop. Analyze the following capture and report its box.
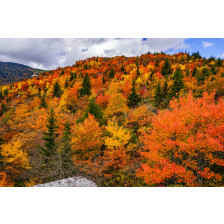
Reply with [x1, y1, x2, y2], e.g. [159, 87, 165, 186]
[34, 176, 97, 187]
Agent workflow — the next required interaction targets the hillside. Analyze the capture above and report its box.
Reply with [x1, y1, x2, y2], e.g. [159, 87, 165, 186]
[0, 52, 224, 187]
[0, 61, 45, 85]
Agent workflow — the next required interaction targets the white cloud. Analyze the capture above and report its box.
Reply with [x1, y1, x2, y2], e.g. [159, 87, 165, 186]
[0, 38, 189, 70]
[219, 52, 224, 58]
[202, 41, 214, 48]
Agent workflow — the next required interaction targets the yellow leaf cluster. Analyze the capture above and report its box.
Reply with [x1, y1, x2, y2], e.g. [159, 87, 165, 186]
[105, 117, 131, 148]
[105, 93, 129, 118]
[1, 140, 30, 170]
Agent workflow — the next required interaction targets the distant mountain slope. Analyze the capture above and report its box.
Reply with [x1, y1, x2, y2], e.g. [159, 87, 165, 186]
[0, 61, 45, 85]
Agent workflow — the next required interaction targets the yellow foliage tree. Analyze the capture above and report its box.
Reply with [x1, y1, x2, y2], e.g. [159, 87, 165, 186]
[105, 93, 129, 118]
[1, 139, 30, 178]
[105, 117, 131, 148]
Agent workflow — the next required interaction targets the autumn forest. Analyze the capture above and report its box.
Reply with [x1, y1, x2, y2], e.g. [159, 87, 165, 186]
[0, 51, 224, 187]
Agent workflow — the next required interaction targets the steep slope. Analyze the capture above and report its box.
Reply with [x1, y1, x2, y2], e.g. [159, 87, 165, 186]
[1, 52, 224, 187]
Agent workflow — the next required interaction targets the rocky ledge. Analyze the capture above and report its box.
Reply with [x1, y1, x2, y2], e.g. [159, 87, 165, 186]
[33, 176, 97, 187]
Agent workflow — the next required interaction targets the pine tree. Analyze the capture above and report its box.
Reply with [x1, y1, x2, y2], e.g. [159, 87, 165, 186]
[3, 88, 9, 97]
[0, 91, 3, 100]
[108, 68, 115, 79]
[0, 136, 4, 169]
[121, 65, 127, 74]
[161, 59, 172, 76]
[127, 81, 141, 108]
[154, 81, 163, 108]
[162, 76, 169, 97]
[38, 108, 59, 161]
[185, 67, 190, 76]
[136, 63, 141, 76]
[59, 122, 75, 178]
[1, 103, 7, 115]
[192, 51, 202, 59]
[196, 67, 210, 86]
[161, 77, 170, 108]
[81, 96, 104, 125]
[149, 70, 155, 81]
[37, 109, 62, 182]
[80, 74, 91, 97]
[192, 67, 197, 77]
[169, 66, 184, 99]
[39, 95, 47, 109]
[216, 58, 222, 67]
[53, 82, 63, 98]
[155, 58, 160, 67]
[65, 79, 69, 89]
[70, 72, 76, 81]
[60, 70, 65, 76]
[102, 75, 106, 84]
[83, 64, 88, 70]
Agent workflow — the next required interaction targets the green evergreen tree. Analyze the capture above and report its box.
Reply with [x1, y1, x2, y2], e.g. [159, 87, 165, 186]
[192, 67, 197, 77]
[191, 51, 202, 59]
[121, 65, 127, 74]
[127, 81, 141, 108]
[162, 76, 169, 97]
[185, 67, 190, 76]
[102, 75, 106, 84]
[38, 108, 59, 163]
[136, 63, 141, 76]
[65, 79, 69, 89]
[39, 95, 47, 109]
[154, 81, 163, 108]
[211, 66, 217, 76]
[0, 136, 4, 169]
[80, 74, 91, 97]
[83, 64, 88, 70]
[108, 68, 115, 79]
[0, 91, 3, 100]
[37, 108, 65, 182]
[155, 58, 160, 67]
[3, 88, 9, 97]
[1, 103, 7, 115]
[216, 58, 222, 67]
[149, 70, 155, 81]
[60, 70, 65, 76]
[81, 96, 104, 125]
[53, 82, 63, 98]
[196, 67, 210, 86]
[161, 59, 172, 76]
[70, 72, 76, 81]
[59, 122, 76, 178]
[169, 66, 184, 99]
[161, 77, 170, 108]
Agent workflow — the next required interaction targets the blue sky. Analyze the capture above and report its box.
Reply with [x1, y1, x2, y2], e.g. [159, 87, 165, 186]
[0, 38, 223, 70]
[165, 38, 224, 59]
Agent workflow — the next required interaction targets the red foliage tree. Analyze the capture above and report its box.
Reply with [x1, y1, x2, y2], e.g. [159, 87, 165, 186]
[137, 92, 224, 186]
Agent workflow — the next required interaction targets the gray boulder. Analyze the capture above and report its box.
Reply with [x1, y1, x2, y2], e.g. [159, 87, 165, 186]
[33, 176, 97, 187]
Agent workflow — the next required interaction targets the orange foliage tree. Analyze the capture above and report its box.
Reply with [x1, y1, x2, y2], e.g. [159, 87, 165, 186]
[72, 113, 103, 161]
[137, 92, 224, 187]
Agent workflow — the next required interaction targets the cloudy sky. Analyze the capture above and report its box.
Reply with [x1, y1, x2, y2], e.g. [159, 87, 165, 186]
[0, 38, 223, 70]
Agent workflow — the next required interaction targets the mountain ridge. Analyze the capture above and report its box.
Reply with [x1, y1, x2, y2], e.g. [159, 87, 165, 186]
[0, 61, 45, 85]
